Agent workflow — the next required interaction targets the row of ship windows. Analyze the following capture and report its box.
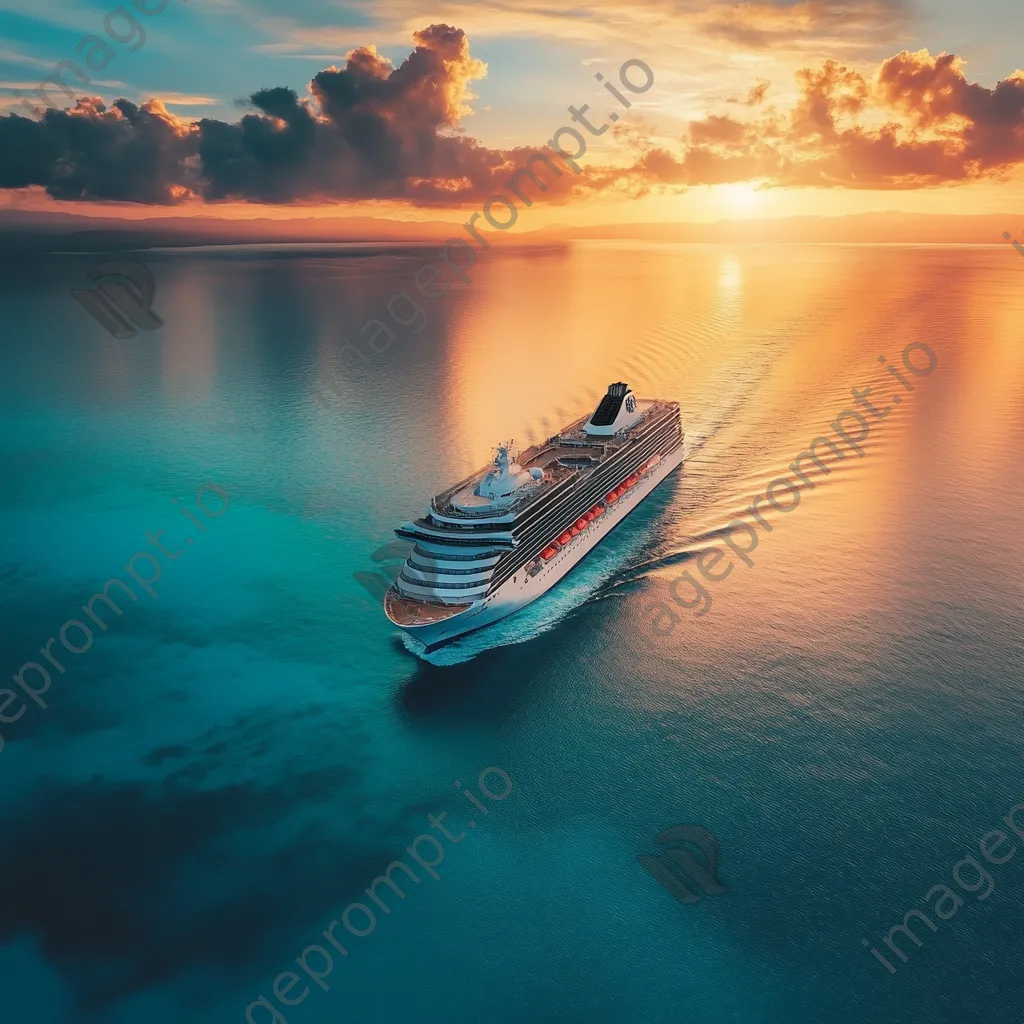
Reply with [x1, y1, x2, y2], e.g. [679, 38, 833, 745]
[399, 572, 487, 591]
[406, 560, 493, 577]
[407, 425, 679, 554]
[423, 517, 511, 532]
[399, 529, 512, 548]
[508, 424, 679, 540]
[488, 434, 679, 589]
[400, 438, 679, 596]
[419, 428, 676, 536]
[402, 425, 680, 580]
[412, 545, 503, 562]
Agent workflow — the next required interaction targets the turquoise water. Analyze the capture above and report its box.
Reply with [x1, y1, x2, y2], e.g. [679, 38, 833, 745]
[0, 243, 1022, 1023]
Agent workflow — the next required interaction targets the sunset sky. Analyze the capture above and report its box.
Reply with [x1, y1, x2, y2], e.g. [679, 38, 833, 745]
[2, 0, 1024, 226]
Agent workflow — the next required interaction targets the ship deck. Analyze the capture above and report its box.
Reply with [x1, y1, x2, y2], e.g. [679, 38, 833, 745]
[384, 586, 471, 626]
[441, 445, 600, 514]
[432, 400, 676, 520]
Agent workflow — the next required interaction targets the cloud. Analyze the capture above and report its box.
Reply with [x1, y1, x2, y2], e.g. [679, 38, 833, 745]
[1, 31, 1022, 205]
[0, 45, 55, 70]
[672, 49, 1024, 189]
[0, 97, 196, 203]
[159, 93, 219, 108]
[694, 0, 905, 53]
[0, 25, 671, 207]
[257, 0, 909, 56]
[728, 80, 771, 106]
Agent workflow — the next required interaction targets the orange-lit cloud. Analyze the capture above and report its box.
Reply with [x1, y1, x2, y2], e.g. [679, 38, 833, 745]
[727, 81, 771, 106]
[668, 49, 1024, 189]
[2, 31, 1023, 207]
[283, 0, 908, 56]
[693, 0, 904, 53]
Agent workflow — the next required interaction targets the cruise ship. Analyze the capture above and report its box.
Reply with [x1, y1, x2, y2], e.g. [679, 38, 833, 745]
[384, 383, 684, 650]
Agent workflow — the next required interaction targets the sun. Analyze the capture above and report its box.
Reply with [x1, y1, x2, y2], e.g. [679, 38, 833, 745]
[720, 183, 761, 213]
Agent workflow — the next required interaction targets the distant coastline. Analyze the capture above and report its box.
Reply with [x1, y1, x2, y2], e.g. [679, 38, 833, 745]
[0, 209, 1021, 254]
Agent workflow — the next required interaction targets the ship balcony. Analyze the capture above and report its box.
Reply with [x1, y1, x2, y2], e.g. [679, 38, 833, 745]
[430, 503, 518, 524]
[397, 519, 516, 547]
[396, 573, 490, 599]
[412, 543, 504, 567]
[402, 563, 494, 585]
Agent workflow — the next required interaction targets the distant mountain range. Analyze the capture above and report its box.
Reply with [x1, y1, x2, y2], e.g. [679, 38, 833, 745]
[0, 208, 1017, 253]
[534, 213, 1019, 245]
[0, 211, 467, 253]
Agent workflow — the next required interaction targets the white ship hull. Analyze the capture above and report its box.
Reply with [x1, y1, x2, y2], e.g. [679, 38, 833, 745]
[390, 443, 684, 651]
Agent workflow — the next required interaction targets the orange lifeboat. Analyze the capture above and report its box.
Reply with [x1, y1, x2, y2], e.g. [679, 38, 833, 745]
[626, 474, 639, 487]
[586, 508, 599, 521]
[615, 485, 628, 498]
[558, 531, 572, 545]
[605, 490, 618, 503]
[575, 517, 589, 530]
[542, 546, 558, 560]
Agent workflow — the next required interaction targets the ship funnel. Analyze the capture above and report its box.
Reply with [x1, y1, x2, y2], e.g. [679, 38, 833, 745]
[584, 382, 642, 436]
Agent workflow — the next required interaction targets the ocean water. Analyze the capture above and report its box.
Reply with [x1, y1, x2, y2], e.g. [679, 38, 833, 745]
[0, 241, 1022, 1024]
